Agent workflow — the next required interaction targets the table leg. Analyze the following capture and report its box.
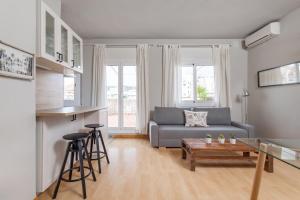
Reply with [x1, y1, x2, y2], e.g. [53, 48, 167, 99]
[250, 143, 268, 200]
[182, 148, 187, 159]
[190, 155, 196, 171]
[243, 152, 250, 157]
[264, 155, 274, 173]
[181, 142, 187, 159]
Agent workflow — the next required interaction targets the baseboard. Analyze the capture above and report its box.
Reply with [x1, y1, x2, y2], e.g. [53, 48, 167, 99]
[111, 134, 149, 139]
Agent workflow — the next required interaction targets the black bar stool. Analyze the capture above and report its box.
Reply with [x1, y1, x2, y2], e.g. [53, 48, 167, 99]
[52, 133, 96, 199]
[85, 124, 110, 173]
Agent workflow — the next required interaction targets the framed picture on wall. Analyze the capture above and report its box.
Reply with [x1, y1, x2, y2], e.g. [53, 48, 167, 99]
[258, 61, 300, 87]
[0, 40, 34, 80]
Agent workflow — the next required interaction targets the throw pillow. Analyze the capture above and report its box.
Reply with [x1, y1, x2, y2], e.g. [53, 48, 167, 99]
[184, 110, 208, 127]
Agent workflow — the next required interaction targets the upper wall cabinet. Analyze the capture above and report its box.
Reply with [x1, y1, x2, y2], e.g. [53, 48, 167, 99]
[37, 2, 83, 74]
[71, 32, 83, 71]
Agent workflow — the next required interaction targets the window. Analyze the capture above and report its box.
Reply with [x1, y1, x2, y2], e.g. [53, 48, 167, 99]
[64, 76, 75, 101]
[179, 47, 215, 106]
[64, 74, 81, 106]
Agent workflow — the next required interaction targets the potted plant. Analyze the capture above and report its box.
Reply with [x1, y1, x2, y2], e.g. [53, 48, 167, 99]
[230, 134, 236, 144]
[205, 134, 212, 144]
[218, 134, 225, 144]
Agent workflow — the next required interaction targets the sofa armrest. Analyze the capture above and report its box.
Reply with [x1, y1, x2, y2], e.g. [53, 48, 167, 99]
[149, 121, 159, 147]
[231, 121, 255, 138]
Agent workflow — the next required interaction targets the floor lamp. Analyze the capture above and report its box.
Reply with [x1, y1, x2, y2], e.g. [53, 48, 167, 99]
[242, 89, 250, 124]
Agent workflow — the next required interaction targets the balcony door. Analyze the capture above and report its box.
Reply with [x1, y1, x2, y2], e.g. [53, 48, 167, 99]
[106, 65, 136, 132]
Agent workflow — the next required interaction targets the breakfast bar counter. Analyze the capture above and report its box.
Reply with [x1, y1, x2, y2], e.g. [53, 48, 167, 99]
[36, 106, 104, 117]
[36, 106, 108, 193]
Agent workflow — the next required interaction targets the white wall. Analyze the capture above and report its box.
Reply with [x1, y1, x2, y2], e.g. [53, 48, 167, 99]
[82, 39, 247, 122]
[248, 7, 300, 138]
[43, 0, 61, 16]
[0, 0, 36, 199]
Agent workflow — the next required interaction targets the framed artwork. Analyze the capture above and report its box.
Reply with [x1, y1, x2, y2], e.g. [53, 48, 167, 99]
[258, 61, 300, 88]
[0, 40, 34, 80]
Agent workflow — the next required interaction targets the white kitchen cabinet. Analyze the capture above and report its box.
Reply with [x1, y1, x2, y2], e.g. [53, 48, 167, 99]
[40, 2, 59, 63]
[58, 20, 71, 67]
[70, 32, 83, 73]
[37, 2, 83, 74]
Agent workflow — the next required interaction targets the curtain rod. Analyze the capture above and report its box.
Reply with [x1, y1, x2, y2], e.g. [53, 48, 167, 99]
[83, 44, 154, 47]
[156, 44, 233, 47]
[83, 43, 232, 47]
[83, 44, 138, 48]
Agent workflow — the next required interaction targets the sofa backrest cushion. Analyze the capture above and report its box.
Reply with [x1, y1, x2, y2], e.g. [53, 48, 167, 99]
[193, 107, 231, 125]
[153, 107, 189, 125]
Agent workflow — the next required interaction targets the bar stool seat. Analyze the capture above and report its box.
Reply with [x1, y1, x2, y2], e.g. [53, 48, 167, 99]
[63, 133, 88, 140]
[85, 124, 104, 129]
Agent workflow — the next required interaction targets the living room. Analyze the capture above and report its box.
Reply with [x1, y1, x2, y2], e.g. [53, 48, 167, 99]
[1, 0, 300, 200]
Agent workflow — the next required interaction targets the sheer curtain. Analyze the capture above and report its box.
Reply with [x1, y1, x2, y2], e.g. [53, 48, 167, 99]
[213, 44, 231, 107]
[91, 44, 107, 107]
[136, 44, 150, 133]
[162, 44, 181, 107]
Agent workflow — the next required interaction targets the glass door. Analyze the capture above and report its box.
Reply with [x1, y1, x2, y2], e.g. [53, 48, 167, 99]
[107, 66, 119, 128]
[45, 11, 55, 58]
[41, 2, 59, 62]
[59, 22, 69, 66]
[123, 66, 136, 128]
[72, 35, 82, 70]
[106, 65, 137, 131]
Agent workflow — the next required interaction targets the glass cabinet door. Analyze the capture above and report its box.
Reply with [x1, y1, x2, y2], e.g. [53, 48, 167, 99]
[42, 2, 59, 62]
[41, 2, 83, 73]
[60, 24, 68, 64]
[45, 11, 55, 57]
[72, 36, 81, 69]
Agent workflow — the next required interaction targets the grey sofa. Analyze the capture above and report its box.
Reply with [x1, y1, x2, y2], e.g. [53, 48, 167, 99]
[149, 107, 254, 147]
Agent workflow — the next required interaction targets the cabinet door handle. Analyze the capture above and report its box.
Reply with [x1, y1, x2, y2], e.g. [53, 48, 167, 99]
[56, 52, 60, 62]
[71, 60, 75, 68]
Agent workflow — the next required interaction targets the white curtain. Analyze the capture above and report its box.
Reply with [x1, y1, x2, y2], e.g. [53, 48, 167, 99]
[162, 44, 181, 107]
[136, 44, 150, 133]
[213, 44, 231, 107]
[91, 44, 107, 107]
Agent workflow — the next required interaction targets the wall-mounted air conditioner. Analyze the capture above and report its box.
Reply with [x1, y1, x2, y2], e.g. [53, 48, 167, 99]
[245, 22, 280, 49]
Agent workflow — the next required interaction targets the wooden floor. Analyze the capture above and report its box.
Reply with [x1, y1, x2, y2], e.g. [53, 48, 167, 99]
[39, 138, 300, 200]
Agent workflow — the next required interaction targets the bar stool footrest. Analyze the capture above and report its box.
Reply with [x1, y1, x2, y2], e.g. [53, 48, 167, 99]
[85, 151, 107, 160]
[61, 166, 92, 182]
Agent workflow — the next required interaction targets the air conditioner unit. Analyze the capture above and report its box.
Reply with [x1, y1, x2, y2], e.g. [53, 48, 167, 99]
[245, 22, 280, 49]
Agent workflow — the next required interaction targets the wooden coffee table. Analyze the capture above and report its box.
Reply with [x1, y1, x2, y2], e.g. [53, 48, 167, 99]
[181, 138, 273, 171]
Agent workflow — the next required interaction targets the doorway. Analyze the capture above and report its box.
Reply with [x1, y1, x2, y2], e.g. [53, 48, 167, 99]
[106, 65, 137, 133]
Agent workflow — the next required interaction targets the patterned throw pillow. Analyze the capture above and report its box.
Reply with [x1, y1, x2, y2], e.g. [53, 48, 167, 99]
[184, 110, 208, 127]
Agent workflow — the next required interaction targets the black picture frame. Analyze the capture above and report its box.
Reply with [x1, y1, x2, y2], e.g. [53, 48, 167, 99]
[257, 61, 300, 88]
[0, 40, 35, 80]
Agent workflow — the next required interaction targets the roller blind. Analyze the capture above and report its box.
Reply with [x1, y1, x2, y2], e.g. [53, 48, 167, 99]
[106, 47, 136, 65]
[181, 47, 213, 66]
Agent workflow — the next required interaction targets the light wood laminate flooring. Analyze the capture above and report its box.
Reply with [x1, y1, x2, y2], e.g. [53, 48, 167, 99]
[38, 138, 300, 200]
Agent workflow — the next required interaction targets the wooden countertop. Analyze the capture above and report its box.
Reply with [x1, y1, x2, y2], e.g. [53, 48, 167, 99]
[36, 106, 107, 117]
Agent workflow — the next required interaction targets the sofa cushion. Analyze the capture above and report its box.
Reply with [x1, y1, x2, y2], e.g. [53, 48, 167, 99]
[193, 107, 231, 125]
[184, 110, 208, 127]
[158, 125, 247, 139]
[153, 107, 190, 125]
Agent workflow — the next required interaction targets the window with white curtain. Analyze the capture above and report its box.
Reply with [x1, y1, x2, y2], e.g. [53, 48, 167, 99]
[179, 47, 215, 106]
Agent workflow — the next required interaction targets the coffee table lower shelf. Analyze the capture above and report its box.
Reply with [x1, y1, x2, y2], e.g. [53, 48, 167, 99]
[181, 138, 273, 172]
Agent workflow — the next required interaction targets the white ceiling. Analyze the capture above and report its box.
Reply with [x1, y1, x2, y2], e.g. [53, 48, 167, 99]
[61, 0, 300, 39]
